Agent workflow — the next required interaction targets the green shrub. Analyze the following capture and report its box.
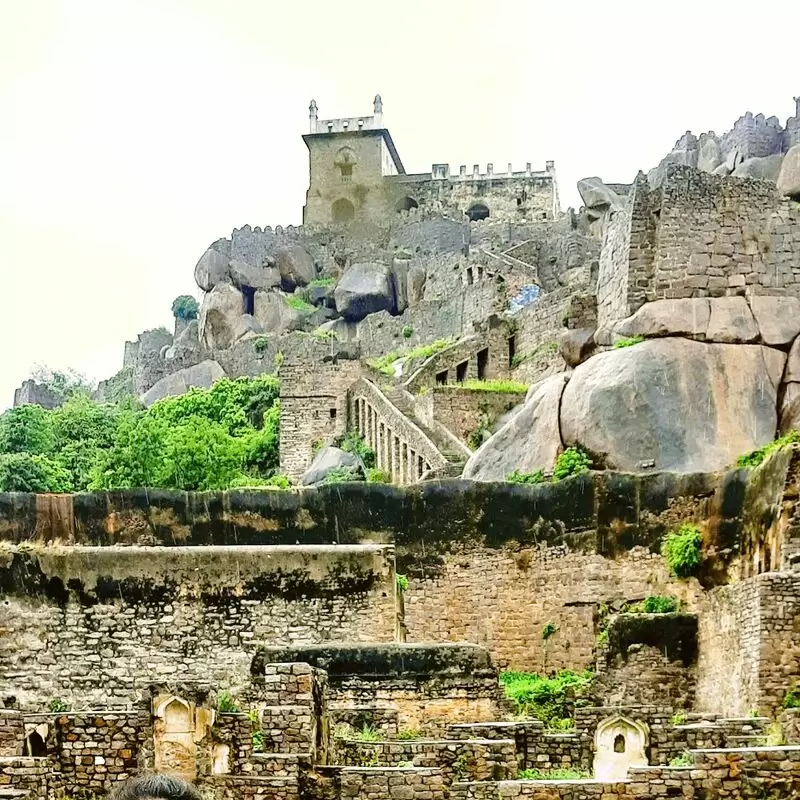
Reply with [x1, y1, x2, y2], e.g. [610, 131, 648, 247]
[614, 335, 644, 348]
[217, 691, 240, 713]
[542, 622, 558, 641]
[736, 430, 800, 468]
[397, 728, 423, 740]
[518, 768, 590, 780]
[507, 470, 545, 485]
[661, 524, 703, 578]
[669, 752, 693, 767]
[308, 277, 336, 288]
[352, 724, 380, 742]
[671, 712, 688, 725]
[396, 574, 409, 592]
[48, 698, 70, 713]
[628, 595, 679, 614]
[323, 467, 362, 484]
[253, 336, 270, 354]
[366, 468, 391, 483]
[402, 325, 413, 339]
[0, 453, 72, 493]
[441, 379, 528, 393]
[286, 295, 315, 313]
[553, 447, 591, 481]
[171, 294, 199, 320]
[783, 687, 800, 709]
[228, 473, 291, 489]
[339, 430, 376, 468]
[0, 404, 54, 455]
[311, 328, 337, 340]
[499, 670, 592, 727]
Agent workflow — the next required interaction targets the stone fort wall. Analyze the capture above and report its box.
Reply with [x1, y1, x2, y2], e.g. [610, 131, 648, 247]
[598, 166, 800, 327]
[0, 543, 395, 709]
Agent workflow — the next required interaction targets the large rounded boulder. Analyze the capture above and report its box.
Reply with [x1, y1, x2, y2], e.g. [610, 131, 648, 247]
[560, 338, 784, 473]
[194, 239, 231, 291]
[198, 283, 244, 350]
[334, 262, 398, 321]
[276, 245, 316, 290]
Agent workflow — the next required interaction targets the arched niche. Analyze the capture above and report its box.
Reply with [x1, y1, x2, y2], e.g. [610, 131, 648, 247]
[593, 715, 649, 781]
[465, 203, 490, 222]
[332, 198, 355, 223]
[154, 696, 197, 780]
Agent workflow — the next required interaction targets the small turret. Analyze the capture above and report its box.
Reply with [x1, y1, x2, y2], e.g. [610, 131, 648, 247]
[309, 99, 318, 133]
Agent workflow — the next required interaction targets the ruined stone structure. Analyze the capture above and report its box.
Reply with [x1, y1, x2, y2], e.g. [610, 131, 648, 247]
[3, 447, 800, 796]
[8, 92, 800, 798]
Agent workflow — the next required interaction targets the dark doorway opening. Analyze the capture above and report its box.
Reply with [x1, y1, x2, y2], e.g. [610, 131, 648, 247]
[613, 734, 626, 753]
[242, 285, 256, 316]
[465, 203, 490, 222]
[456, 361, 468, 383]
[435, 370, 448, 385]
[507, 336, 516, 368]
[477, 348, 489, 380]
[25, 732, 47, 757]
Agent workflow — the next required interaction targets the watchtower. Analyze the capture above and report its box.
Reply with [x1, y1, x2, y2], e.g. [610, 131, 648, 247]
[302, 95, 405, 225]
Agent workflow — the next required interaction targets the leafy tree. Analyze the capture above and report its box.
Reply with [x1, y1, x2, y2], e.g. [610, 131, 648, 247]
[29, 365, 93, 401]
[171, 295, 200, 321]
[50, 396, 124, 490]
[0, 405, 54, 455]
[0, 453, 72, 493]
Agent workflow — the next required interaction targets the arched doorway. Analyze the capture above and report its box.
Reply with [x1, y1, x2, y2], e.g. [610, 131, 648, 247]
[332, 198, 355, 223]
[396, 196, 419, 213]
[465, 203, 490, 222]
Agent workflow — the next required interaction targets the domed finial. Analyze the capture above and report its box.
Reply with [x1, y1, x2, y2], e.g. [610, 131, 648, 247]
[373, 94, 383, 115]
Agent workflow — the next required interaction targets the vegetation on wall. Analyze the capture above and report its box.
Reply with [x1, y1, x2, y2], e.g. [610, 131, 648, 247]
[613, 335, 644, 349]
[661, 524, 703, 578]
[440, 379, 528, 394]
[339, 430, 376, 468]
[505, 447, 591, 486]
[499, 670, 592, 729]
[510, 341, 558, 369]
[518, 768, 591, 780]
[0, 375, 285, 493]
[736, 430, 800, 468]
[506, 469, 545, 485]
[369, 338, 454, 376]
[552, 447, 592, 481]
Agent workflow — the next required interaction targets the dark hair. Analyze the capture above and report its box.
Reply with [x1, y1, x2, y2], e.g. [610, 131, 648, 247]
[109, 775, 202, 800]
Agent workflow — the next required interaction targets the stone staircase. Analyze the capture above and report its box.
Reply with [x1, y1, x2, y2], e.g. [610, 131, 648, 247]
[384, 386, 469, 478]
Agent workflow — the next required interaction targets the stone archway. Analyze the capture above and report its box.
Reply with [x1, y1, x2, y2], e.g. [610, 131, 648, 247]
[593, 715, 649, 780]
[332, 198, 355, 223]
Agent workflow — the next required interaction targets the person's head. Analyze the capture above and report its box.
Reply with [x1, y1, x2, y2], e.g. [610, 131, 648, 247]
[109, 774, 202, 800]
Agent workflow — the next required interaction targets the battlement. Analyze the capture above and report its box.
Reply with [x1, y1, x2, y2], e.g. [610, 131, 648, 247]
[429, 162, 555, 181]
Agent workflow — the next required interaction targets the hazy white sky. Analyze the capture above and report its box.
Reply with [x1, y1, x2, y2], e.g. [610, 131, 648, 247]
[1, 0, 798, 410]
